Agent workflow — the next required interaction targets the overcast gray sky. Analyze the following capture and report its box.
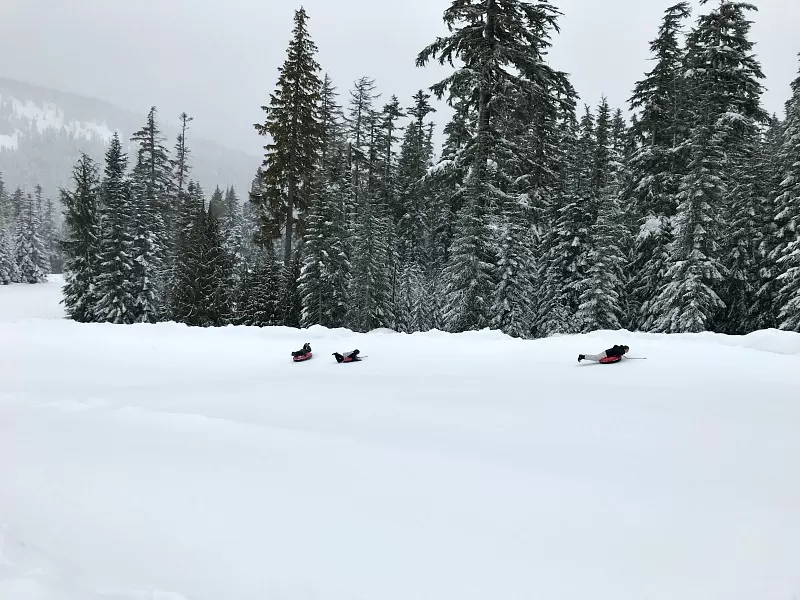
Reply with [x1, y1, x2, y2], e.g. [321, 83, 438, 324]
[1, 0, 798, 155]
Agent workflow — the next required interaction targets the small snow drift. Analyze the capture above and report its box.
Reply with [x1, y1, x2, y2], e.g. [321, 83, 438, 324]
[0, 278, 799, 600]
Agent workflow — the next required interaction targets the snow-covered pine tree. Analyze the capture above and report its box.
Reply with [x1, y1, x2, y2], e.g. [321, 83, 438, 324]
[242, 168, 268, 268]
[60, 154, 101, 320]
[424, 98, 474, 329]
[93, 133, 137, 324]
[650, 0, 767, 333]
[130, 106, 172, 321]
[171, 112, 193, 210]
[540, 106, 597, 333]
[347, 89, 395, 332]
[396, 91, 434, 262]
[0, 226, 16, 284]
[220, 187, 245, 286]
[299, 74, 352, 328]
[490, 193, 537, 338]
[339, 78, 392, 331]
[608, 108, 637, 326]
[171, 206, 233, 327]
[9, 188, 24, 226]
[208, 186, 225, 220]
[627, 1, 692, 331]
[753, 121, 785, 330]
[0, 176, 18, 283]
[235, 251, 284, 327]
[647, 122, 727, 333]
[749, 117, 783, 331]
[418, 0, 570, 332]
[168, 112, 193, 269]
[168, 180, 204, 321]
[254, 7, 322, 269]
[14, 191, 49, 284]
[393, 91, 439, 332]
[0, 173, 7, 224]
[376, 95, 405, 328]
[718, 127, 771, 333]
[772, 59, 800, 331]
[575, 98, 628, 332]
[33, 185, 56, 274]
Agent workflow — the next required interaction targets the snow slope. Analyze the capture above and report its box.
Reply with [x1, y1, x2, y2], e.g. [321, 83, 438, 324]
[1, 280, 799, 600]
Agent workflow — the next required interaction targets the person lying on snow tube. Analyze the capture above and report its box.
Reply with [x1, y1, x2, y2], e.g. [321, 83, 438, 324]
[332, 349, 361, 363]
[578, 344, 629, 363]
[292, 343, 312, 361]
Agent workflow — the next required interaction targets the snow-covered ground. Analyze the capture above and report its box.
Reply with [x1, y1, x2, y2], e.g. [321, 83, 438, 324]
[1, 279, 799, 600]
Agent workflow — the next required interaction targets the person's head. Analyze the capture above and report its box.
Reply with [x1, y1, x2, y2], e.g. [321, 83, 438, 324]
[621, 345, 630, 354]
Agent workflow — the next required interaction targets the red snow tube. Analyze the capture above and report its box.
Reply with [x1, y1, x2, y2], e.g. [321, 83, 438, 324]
[599, 355, 621, 364]
[293, 352, 312, 362]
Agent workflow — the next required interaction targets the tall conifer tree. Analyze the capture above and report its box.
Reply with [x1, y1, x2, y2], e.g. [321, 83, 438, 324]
[61, 154, 101, 321]
[418, 0, 572, 332]
[94, 134, 137, 323]
[254, 7, 323, 267]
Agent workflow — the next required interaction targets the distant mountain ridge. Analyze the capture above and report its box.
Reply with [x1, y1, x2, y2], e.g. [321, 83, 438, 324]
[0, 77, 259, 199]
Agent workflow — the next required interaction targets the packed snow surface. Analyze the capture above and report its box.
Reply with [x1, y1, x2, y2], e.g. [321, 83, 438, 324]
[1, 279, 799, 600]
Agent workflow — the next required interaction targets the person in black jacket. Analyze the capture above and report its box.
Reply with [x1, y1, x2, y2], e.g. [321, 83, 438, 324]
[332, 349, 361, 363]
[291, 343, 312, 358]
[578, 344, 629, 363]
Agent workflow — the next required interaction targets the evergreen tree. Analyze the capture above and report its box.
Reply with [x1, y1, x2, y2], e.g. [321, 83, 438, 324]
[718, 128, 770, 333]
[93, 134, 137, 324]
[773, 60, 800, 331]
[242, 169, 267, 267]
[575, 199, 628, 332]
[14, 191, 48, 284]
[349, 198, 394, 331]
[33, 185, 55, 274]
[575, 98, 628, 332]
[418, 0, 571, 331]
[651, 0, 766, 332]
[627, 1, 692, 330]
[235, 251, 284, 326]
[254, 7, 323, 267]
[60, 154, 101, 321]
[0, 173, 8, 225]
[299, 74, 352, 328]
[130, 106, 172, 321]
[0, 227, 16, 284]
[343, 77, 395, 331]
[9, 188, 24, 225]
[172, 207, 233, 327]
[169, 111, 193, 265]
[171, 112, 193, 209]
[221, 186, 246, 285]
[542, 107, 597, 331]
[0, 177, 18, 283]
[751, 117, 783, 331]
[490, 195, 537, 337]
[208, 186, 226, 220]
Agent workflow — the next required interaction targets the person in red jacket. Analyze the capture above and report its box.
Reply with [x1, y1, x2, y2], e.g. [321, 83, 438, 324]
[578, 344, 629, 363]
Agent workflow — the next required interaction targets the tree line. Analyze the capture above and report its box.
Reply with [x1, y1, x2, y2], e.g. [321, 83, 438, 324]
[0, 176, 59, 285]
[55, 0, 800, 335]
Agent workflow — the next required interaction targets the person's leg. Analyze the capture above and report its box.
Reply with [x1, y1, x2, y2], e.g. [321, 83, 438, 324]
[582, 352, 607, 362]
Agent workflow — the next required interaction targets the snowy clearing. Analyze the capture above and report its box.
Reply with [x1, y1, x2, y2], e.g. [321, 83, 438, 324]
[1, 279, 799, 600]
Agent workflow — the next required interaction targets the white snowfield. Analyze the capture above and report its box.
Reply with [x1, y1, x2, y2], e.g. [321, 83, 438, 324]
[1, 279, 799, 600]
